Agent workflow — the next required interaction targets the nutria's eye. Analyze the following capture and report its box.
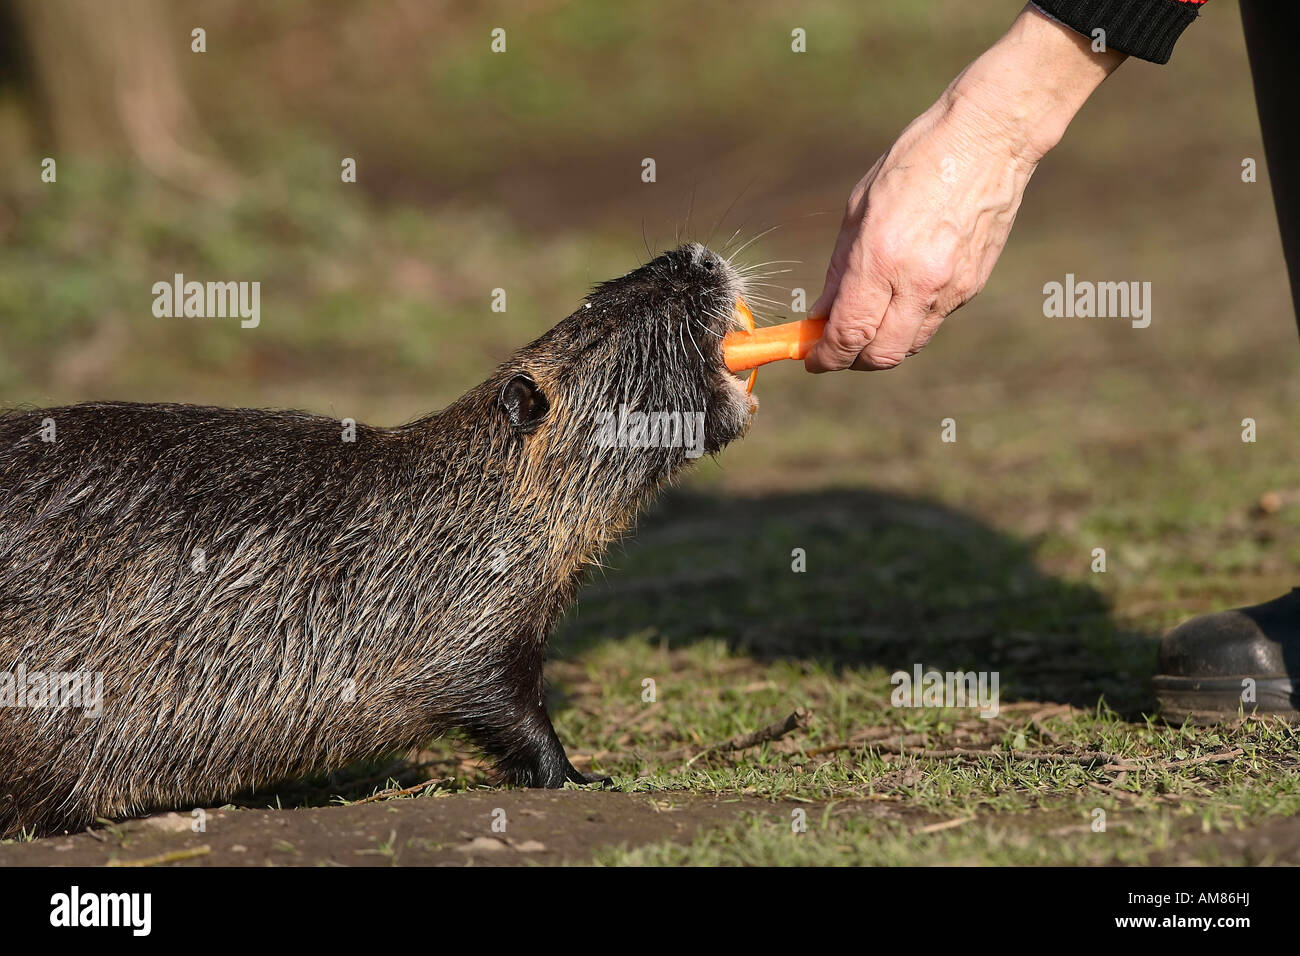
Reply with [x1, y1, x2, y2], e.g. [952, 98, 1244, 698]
[498, 373, 549, 433]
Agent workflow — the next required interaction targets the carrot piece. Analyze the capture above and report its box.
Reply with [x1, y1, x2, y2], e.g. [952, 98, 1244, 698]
[723, 317, 828, 372]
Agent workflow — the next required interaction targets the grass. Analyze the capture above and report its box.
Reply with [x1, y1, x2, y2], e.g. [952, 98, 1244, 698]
[561, 637, 1300, 865]
[287, 484, 1299, 865]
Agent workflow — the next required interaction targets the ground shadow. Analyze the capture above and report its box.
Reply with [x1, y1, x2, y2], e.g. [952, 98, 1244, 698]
[553, 488, 1160, 716]
[245, 486, 1160, 812]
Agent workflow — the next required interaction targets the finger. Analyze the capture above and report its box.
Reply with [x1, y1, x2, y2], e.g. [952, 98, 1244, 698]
[807, 161, 884, 321]
[807, 283, 836, 323]
[908, 291, 973, 354]
[851, 294, 929, 370]
[906, 309, 947, 356]
[804, 268, 892, 373]
[807, 214, 860, 321]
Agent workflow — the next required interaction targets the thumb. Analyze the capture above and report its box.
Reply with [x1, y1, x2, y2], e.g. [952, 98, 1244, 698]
[807, 269, 840, 321]
[806, 220, 857, 321]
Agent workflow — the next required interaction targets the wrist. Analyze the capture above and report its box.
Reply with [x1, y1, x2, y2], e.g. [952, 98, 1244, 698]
[946, 3, 1125, 163]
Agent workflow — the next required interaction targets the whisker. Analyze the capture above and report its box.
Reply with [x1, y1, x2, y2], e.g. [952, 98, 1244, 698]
[734, 269, 794, 279]
[692, 315, 722, 339]
[725, 224, 783, 260]
[706, 180, 754, 248]
[684, 313, 707, 366]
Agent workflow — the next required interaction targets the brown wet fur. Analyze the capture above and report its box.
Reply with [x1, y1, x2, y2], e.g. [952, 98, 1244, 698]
[0, 243, 754, 837]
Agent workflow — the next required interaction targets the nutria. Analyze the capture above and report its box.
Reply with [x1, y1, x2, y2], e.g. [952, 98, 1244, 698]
[0, 242, 755, 836]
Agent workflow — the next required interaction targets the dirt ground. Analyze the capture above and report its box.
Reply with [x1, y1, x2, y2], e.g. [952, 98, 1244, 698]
[0, 791, 809, 867]
[4, 782, 1298, 867]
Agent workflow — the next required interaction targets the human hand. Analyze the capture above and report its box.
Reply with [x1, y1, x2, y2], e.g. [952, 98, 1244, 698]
[805, 4, 1125, 372]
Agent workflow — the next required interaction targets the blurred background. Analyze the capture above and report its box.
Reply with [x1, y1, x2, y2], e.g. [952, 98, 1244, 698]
[0, 0, 1296, 627]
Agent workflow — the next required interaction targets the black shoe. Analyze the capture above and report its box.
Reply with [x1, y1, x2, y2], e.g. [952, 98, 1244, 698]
[1154, 588, 1300, 720]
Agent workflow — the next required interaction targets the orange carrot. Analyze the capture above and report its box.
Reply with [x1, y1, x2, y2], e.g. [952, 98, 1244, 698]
[723, 316, 828, 373]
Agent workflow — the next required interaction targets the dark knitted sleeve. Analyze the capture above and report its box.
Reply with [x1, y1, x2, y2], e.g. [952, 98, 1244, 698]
[1031, 0, 1205, 64]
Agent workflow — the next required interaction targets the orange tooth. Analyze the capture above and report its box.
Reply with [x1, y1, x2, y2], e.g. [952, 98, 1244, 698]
[735, 296, 756, 332]
[733, 297, 759, 392]
[723, 316, 829, 373]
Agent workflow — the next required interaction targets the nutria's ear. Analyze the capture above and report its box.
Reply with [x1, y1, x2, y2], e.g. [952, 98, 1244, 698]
[498, 373, 550, 433]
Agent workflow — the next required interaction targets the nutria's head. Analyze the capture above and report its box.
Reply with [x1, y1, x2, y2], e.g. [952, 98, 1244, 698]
[493, 242, 754, 480]
[446, 243, 755, 578]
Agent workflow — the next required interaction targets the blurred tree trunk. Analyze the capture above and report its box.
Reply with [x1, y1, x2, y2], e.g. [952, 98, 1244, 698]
[8, 0, 232, 192]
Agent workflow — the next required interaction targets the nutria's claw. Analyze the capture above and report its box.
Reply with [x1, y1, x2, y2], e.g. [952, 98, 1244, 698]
[571, 772, 614, 788]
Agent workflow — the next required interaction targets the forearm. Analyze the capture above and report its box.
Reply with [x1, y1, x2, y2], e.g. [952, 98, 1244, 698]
[942, 4, 1127, 164]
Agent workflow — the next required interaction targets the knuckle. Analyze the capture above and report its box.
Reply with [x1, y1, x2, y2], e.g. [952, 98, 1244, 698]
[827, 321, 874, 354]
[909, 254, 955, 292]
[873, 230, 909, 268]
[951, 272, 984, 305]
[908, 330, 937, 355]
[863, 347, 907, 370]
